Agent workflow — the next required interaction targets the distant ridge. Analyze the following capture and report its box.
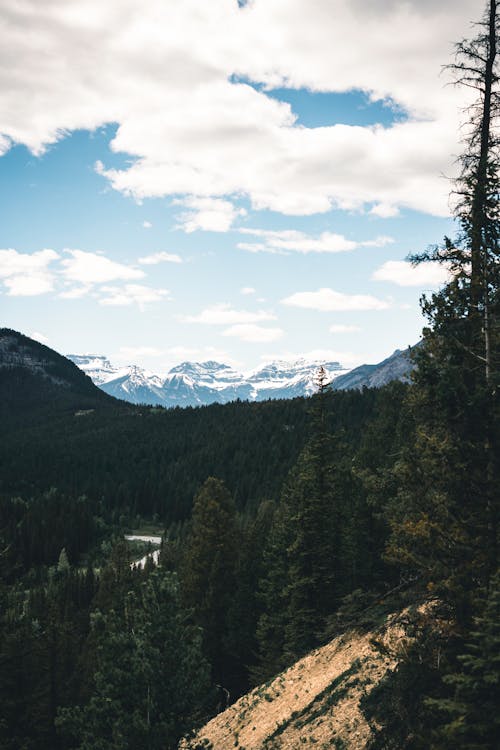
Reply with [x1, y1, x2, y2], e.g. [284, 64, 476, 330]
[68, 345, 416, 407]
[0, 328, 117, 420]
[0, 329, 416, 416]
[67, 355, 347, 407]
[332, 346, 416, 391]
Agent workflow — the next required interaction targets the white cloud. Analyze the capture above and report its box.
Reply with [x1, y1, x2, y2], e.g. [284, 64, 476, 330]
[165, 345, 240, 368]
[0, 248, 59, 279]
[111, 344, 242, 370]
[4, 276, 53, 296]
[183, 303, 276, 325]
[0, 135, 11, 156]
[62, 249, 144, 284]
[282, 288, 390, 311]
[329, 324, 361, 333]
[99, 284, 170, 308]
[261, 348, 364, 368]
[240, 286, 256, 295]
[372, 259, 450, 286]
[30, 331, 50, 343]
[138, 251, 183, 264]
[174, 197, 246, 233]
[0, 1, 478, 218]
[58, 285, 92, 299]
[0, 246, 173, 304]
[370, 203, 400, 218]
[143, 220, 152, 228]
[0, 248, 59, 296]
[237, 242, 287, 255]
[362, 236, 395, 248]
[238, 228, 393, 254]
[222, 324, 284, 343]
[118, 346, 164, 358]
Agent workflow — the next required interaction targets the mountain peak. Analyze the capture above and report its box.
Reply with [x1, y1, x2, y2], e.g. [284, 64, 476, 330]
[66, 346, 415, 408]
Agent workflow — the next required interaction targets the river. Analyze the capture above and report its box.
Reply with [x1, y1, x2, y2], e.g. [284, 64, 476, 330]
[125, 534, 162, 569]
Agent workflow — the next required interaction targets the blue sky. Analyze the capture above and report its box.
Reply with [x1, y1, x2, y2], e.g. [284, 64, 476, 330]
[0, 0, 477, 373]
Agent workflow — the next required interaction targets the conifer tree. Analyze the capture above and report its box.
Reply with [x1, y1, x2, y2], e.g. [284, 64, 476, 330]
[282, 368, 350, 659]
[181, 477, 238, 687]
[385, 0, 500, 614]
[252, 502, 292, 683]
[430, 570, 500, 748]
[225, 499, 274, 692]
[57, 571, 209, 750]
[254, 368, 351, 667]
[373, 5, 500, 744]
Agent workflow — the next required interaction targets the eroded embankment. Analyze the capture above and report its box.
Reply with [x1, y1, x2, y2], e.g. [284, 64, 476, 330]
[181, 607, 420, 750]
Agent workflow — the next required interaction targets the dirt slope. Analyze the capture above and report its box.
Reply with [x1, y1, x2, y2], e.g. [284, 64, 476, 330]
[181, 609, 416, 750]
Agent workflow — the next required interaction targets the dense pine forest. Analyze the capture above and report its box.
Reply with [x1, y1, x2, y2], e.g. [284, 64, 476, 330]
[1, 2, 499, 748]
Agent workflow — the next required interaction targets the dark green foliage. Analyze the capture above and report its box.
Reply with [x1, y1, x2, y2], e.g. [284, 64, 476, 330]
[383, 0, 500, 620]
[225, 499, 275, 692]
[0, 329, 118, 427]
[57, 570, 210, 750]
[363, 5, 500, 747]
[0, 365, 408, 745]
[0, 563, 99, 750]
[252, 502, 293, 683]
[253, 385, 399, 675]
[0, 347, 380, 523]
[0, 388, 308, 522]
[0, 489, 101, 573]
[428, 571, 500, 748]
[282, 392, 342, 658]
[181, 478, 239, 689]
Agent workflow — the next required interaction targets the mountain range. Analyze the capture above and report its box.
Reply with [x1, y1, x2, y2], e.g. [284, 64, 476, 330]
[67, 347, 416, 408]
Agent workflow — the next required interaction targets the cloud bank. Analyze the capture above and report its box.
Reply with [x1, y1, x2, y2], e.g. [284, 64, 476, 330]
[0, 247, 169, 309]
[0, 0, 478, 218]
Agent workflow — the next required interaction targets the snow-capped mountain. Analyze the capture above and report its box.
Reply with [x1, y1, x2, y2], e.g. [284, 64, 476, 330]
[67, 355, 347, 407]
[246, 359, 333, 400]
[66, 354, 121, 385]
[67, 347, 416, 408]
[100, 366, 166, 405]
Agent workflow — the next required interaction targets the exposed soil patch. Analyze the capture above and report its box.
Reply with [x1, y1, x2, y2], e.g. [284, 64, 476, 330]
[181, 610, 415, 750]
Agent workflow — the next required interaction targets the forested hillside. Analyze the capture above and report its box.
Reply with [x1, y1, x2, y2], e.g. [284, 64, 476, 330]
[0, 328, 118, 422]
[0, 337, 392, 523]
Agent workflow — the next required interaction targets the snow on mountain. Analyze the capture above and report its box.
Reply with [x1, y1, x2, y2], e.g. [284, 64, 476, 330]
[247, 359, 344, 400]
[67, 349, 414, 408]
[66, 354, 121, 385]
[100, 365, 166, 405]
[67, 355, 348, 407]
[169, 361, 244, 389]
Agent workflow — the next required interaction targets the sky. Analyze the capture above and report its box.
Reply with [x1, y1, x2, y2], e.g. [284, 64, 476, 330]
[0, 0, 482, 373]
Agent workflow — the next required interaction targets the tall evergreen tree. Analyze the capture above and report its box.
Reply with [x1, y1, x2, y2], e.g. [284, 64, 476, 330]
[254, 370, 353, 668]
[283, 370, 353, 659]
[429, 570, 500, 749]
[225, 499, 274, 693]
[181, 477, 238, 688]
[372, 4, 500, 745]
[385, 0, 500, 615]
[252, 501, 293, 683]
